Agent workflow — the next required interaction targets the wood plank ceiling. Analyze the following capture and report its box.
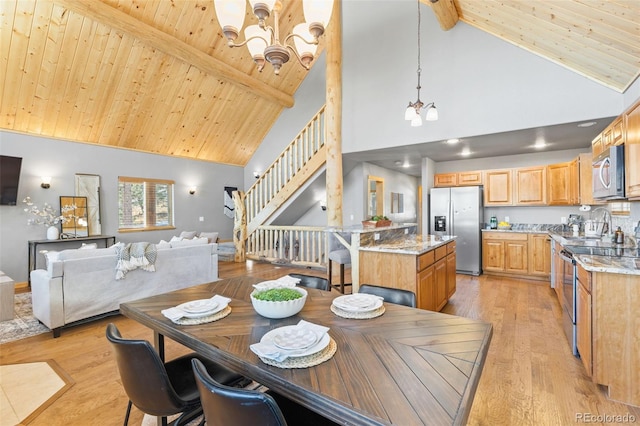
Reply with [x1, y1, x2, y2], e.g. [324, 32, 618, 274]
[1, 1, 639, 166]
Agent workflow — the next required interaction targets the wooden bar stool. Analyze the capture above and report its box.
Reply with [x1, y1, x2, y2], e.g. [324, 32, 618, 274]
[327, 233, 352, 294]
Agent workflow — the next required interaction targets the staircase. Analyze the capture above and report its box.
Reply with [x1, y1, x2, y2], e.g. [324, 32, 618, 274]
[243, 106, 329, 268]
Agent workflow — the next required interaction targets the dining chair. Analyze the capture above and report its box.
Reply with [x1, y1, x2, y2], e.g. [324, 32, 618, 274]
[359, 284, 417, 308]
[327, 232, 352, 294]
[106, 323, 245, 426]
[191, 358, 338, 426]
[288, 273, 330, 291]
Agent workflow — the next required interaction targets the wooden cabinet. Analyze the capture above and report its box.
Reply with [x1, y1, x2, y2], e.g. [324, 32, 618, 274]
[576, 264, 592, 377]
[483, 231, 549, 281]
[528, 234, 550, 277]
[483, 169, 512, 205]
[434, 171, 482, 187]
[578, 153, 604, 205]
[514, 166, 546, 205]
[434, 257, 448, 311]
[434, 173, 457, 187]
[359, 241, 456, 311]
[592, 133, 604, 157]
[551, 240, 563, 302]
[547, 159, 579, 205]
[603, 116, 624, 148]
[446, 242, 456, 298]
[625, 99, 640, 199]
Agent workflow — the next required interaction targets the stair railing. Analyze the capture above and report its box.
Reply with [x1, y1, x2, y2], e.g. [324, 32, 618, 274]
[246, 225, 327, 269]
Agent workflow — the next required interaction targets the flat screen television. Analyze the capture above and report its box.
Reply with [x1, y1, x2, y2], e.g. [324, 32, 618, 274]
[0, 155, 23, 205]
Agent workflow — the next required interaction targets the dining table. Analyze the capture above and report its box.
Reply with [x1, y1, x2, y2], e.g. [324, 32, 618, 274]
[119, 275, 493, 426]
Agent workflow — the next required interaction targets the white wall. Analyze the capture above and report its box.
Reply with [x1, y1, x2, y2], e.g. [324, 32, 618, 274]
[341, 1, 625, 154]
[0, 131, 243, 282]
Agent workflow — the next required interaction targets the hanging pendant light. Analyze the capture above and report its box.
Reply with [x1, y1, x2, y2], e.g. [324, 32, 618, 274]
[404, 0, 438, 125]
[215, 0, 333, 75]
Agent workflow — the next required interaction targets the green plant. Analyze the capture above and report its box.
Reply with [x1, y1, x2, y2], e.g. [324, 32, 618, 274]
[371, 215, 389, 221]
[253, 288, 302, 302]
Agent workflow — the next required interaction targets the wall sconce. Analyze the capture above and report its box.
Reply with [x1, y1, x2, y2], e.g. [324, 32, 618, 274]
[253, 171, 260, 179]
[41, 176, 51, 189]
[189, 186, 196, 195]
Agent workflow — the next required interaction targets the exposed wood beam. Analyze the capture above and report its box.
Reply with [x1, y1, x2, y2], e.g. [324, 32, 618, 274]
[53, 0, 294, 108]
[423, 0, 459, 31]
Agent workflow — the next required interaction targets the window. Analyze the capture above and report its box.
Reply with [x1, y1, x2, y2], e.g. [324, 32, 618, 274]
[118, 177, 174, 232]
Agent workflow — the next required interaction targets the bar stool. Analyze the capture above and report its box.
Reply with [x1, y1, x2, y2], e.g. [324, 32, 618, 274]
[327, 233, 352, 294]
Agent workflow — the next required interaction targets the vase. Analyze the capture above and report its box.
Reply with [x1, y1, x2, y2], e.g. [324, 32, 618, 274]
[46, 226, 59, 240]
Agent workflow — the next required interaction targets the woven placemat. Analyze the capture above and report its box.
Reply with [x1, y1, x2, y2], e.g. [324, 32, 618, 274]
[259, 338, 337, 369]
[171, 306, 232, 325]
[330, 304, 385, 319]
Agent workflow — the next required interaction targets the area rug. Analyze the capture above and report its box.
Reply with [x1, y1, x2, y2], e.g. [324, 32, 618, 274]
[0, 293, 50, 344]
[0, 360, 74, 425]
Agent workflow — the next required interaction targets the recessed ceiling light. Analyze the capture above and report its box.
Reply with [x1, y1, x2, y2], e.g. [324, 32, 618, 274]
[446, 138, 460, 144]
[460, 148, 471, 156]
[533, 138, 547, 149]
[577, 122, 597, 128]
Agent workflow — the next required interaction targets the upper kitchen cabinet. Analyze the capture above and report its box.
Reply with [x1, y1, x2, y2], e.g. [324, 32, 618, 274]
[603, 116, 625, 148]
[547, 159, 579, 205]
[625, 99, 640, 200]
[514, 166, 546, 205]
[592, 133, 603, 157]
[434, 171, 482, 187]
[578, 153, 603, 205]
[484, 169, 512, 205]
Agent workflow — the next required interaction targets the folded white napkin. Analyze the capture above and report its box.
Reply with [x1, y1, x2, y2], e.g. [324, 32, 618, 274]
[161, 295, 231, 322]
[252, 275, 301, 291]
[250, 320, 330, 362]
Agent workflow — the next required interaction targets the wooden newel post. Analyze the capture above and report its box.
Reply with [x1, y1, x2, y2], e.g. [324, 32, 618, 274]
[232, 190, 246, 262]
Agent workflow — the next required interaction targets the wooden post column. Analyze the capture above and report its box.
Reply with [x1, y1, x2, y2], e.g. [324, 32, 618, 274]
[232, 190, 246, 262]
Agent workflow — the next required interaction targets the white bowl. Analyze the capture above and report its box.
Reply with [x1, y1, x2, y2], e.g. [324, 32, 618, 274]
[250, 287, 307, 319]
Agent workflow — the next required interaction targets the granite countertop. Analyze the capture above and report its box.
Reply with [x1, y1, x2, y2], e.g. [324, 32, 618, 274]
[359, 234, 456, 255]
[548, 233, 640, 276]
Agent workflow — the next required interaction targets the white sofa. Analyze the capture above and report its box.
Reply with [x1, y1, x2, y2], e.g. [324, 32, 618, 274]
[30, 242, 218, 337]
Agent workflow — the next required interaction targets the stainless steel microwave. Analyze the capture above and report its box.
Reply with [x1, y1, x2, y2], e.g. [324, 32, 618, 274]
[593, 145, 625, 200]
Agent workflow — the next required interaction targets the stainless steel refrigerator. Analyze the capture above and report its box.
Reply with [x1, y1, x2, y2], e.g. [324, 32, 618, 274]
[430, 186, 483, 275]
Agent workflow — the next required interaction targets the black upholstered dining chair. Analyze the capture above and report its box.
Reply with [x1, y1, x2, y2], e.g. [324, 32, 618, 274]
[359, 284, 417, 308]
[191, 358, 338, 426]
[106, 323, 245, 426]
[288, 273, 330, 291]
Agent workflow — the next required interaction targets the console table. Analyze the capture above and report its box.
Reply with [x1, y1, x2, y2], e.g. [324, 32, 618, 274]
[27, 235, 116, 285]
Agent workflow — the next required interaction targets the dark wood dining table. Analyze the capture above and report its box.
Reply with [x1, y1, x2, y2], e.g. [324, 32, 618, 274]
[119, 276, 493, 426]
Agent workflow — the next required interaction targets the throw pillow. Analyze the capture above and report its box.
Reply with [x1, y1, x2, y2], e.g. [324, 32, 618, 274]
[42, 250, 60, 268]
[198, 231, 219, 243]
[179, 231, 197, 239]
[170, 235, 183, 242]
[170, 237, 209, 248]
[156, 240, 171, 249]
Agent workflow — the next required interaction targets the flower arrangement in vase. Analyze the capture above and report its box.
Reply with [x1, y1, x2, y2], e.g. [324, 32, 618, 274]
[23, 197, 76, 240]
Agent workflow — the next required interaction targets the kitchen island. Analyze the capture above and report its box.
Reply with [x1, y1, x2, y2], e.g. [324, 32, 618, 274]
[359, 235, 457, 311]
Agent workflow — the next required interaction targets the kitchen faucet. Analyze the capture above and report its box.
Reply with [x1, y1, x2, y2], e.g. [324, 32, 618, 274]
[590, 207, 612, 236]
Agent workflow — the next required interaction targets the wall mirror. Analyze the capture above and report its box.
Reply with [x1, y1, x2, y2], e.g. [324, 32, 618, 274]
[367, 175, 384, 218]
[76, 174, 102, 235]
[391, 192, 404, 213]
[60, 196, 88, 238]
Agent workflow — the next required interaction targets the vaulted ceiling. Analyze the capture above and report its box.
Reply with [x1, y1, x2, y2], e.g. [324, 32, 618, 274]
[1, 0, 638, 166]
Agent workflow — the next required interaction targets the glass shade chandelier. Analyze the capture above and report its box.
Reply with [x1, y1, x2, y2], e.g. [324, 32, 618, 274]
[404, 0, 438, 126]
[214, 0, 334, 75]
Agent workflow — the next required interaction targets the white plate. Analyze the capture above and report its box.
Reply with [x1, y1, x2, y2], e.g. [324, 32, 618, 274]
[261, 326, 330, 358]
[332, 294, 383, 312]
[178, 301, 227, 318]
[272, 328, 318, 350]
[178, 299, 219, 314]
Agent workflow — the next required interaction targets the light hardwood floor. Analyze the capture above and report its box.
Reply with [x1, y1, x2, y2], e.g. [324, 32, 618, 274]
[1, 261, 639, 425]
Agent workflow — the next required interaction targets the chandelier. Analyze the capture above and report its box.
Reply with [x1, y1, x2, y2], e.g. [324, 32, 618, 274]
[214, 0, 334, 75]
[404, 0, 438, 126]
